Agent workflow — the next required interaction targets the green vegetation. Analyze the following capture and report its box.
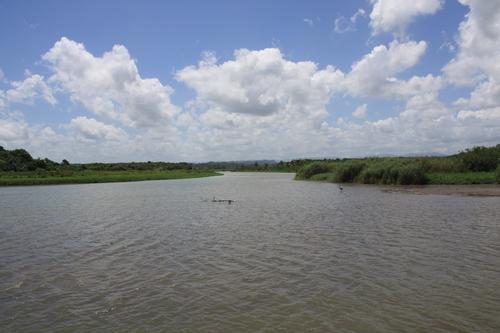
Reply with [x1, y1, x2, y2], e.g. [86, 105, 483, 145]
[295, 144, 500, 185]
[0, 170, 220, 186]
[309, 172, 336, 182]
[0, 146, 220, 186]
[426, 172, 496, 185]
[2, 144, 499, 186]
[194, 159, 297, 172]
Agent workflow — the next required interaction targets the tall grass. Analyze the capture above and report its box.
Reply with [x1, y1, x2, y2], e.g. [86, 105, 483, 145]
[0, 170, 221, 186]
[334, 161, 365, 182]
[295, 162, 333, 179]
[427, 172, 496, 185]
[298, 158, 429, 185]
[357, 160, 427, 185]
[297, 154, 500, 185]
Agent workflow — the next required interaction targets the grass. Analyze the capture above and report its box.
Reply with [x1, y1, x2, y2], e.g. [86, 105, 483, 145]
[0, 169, 221, 186]
[309, 172, 336, 181]
[426, 172, 496, 185]
[296, 156, 500, 185]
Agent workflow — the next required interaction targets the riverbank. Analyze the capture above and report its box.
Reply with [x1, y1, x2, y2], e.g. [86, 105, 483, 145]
[294, 147, 500, 185]
[382, 184, 500, 197]
[0, 170, 221, 186]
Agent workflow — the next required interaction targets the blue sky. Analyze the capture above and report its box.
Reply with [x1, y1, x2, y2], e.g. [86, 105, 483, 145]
[1, 0, 499, 162]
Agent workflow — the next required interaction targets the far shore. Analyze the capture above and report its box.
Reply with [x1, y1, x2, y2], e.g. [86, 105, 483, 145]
[382, 184, 500, 197]
[0, 170, 222, 186]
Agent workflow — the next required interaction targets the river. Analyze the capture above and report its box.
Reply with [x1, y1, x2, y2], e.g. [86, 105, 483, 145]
[1, 172, 499, 332]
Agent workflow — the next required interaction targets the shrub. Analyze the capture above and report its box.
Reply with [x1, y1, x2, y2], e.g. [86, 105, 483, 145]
[357, 161, 427, 185]
[359, 165, 385, 184]
[420, 157, 462, 173]
[310, 172, 336, 182]
[334, 161, 365, 183]
[427, 172, 495, 185]
[295, 162, 333, 179]
[457, 145, 500, 172]
[397, 163, 427, 185]
[497, 165, 500, 184]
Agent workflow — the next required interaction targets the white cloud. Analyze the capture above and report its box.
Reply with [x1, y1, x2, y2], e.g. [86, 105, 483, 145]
[443, 0, 500, 134]
[4, 7, 500, 163]
[353, 104, 368, 118]
[68, 116, 128, 142]
[173, 48, 351, 160]
[344, 40, 440, 98]
[0, 74, 56, 108]
[303, 18, 314, 26]
[370, 0, 443, 35]
[5, 74, 56, 105]
[443, 0, 500, 85]
[334, 8, 366, 33]
[176, 48, 344, 117]
[454, 79, 500, 110]
[0, 117, 29, 142]
[328, 93, 500, 156]
[43, 37, 180, 128]
[457, 107, 500, 122]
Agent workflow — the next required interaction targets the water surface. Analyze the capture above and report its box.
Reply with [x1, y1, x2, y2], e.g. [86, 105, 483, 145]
[1, 173, 499, 332]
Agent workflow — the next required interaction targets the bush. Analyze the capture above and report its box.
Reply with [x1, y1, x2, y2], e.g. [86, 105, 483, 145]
[359, 165, 385, 184]
[334, 161, 365, 183]
[296, 162, 333, 179]
[397, 163, 427, 185]
[458, 145, 500, 172]
[310, 172, 336, 182]
[427, 172, 495, 185]
[357, 161, 427, 185]
[497, 165, 500, 184]
[420, 157, 462, 173]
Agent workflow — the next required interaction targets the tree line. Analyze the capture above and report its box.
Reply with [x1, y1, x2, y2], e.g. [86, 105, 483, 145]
[0, 146, 193, 172]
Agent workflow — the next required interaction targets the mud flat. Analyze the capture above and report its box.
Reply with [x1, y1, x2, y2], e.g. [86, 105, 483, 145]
[383, 184, 500, 197]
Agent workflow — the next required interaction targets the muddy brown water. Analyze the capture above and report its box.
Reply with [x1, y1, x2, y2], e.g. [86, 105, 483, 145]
[1, 172, 499, 332]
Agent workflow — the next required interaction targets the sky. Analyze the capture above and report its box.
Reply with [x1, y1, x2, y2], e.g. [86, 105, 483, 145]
[1, 0, 499, 163]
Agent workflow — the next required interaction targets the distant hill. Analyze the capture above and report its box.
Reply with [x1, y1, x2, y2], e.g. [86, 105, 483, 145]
[194, 160, 277, 169]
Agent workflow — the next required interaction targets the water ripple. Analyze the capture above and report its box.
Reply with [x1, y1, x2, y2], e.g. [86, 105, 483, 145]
[1, 173, 499, 332]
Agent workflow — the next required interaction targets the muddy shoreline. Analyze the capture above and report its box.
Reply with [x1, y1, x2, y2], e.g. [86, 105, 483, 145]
[383, 184, 500, 197]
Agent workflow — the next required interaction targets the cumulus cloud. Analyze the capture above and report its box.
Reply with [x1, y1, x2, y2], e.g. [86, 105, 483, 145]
[68, 116, 128, 142]
[334, 8, 366, 33]
[0, 74, 56, 108]
[176, 48, 344, 117]
[329, 93, 500, 156]
[454, 79, 500, 110]
[172, 48, 353, 160]
[0, 117, 30, 142]
[4, 5, 500, 163]
[344, 40, 441, 98]
[353, 104, 368, 118]
[43, 37, 179, 128]
[171, 42, 454, 159]
[370, 0, 443, 35]
[443, 0, 500, 85]
[443, 0, 500, 136]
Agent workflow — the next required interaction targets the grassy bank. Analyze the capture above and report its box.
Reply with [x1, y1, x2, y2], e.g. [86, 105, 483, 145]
[295, 145, 500, 185]
[426, 172, 496, 185]
[0, 170, 221, 186]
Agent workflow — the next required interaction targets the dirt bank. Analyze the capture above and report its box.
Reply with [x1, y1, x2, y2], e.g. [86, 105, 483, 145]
[383, 184, 500, 197]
